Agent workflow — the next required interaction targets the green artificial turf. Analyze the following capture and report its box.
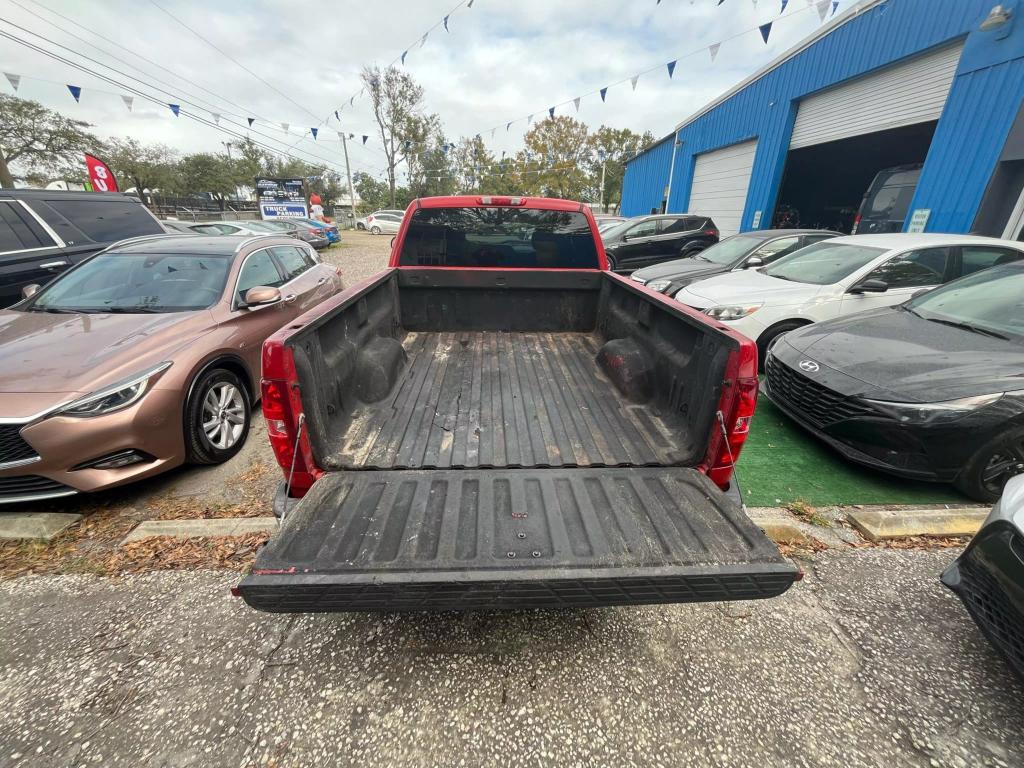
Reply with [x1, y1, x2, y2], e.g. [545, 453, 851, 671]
[736, 395, 969, 508]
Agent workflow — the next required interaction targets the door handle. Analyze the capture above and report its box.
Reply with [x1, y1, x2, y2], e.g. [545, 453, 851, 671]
[39, 260, 68, 269]
[283, 293, 297, 304]
[316, 277, 328, 285]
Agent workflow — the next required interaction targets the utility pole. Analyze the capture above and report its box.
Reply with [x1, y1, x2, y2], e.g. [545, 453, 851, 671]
[598, 149, 607, 213]
[340, 133, 357, 227]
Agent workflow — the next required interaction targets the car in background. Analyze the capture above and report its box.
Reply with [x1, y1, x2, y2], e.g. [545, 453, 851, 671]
[254, 219, 330, 250]
[185, 220, 278, 237]
[630, 229, 840, 295]
[0, 189, 165, 308]
[161, 220, 196, 234]
[600, 214, 719, 273]
[942, 474, 1024, 681]
[852, 164, 922, 234]
[363, 211, 402, 235]
[288, 217, 340, 244]
[673, 233, 1024, 365]
[594, 215, 627, 233]
[0, 234, 343, 504]
[763, 260, 1024, 502]
[356, 209, 404, 230]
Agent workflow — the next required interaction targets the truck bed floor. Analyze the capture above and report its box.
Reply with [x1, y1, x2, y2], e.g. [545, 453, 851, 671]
[328, 331, 692, 470]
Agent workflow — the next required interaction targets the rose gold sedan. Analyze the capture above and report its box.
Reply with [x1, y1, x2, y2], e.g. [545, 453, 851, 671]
[0, 233, 343, 504]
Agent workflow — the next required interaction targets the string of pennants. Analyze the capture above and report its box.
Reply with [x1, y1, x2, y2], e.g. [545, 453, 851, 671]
[473, 0, 841, 141]
[2, 0, 841, 159]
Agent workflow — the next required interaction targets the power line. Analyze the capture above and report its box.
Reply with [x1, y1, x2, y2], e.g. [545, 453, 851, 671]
[0, 26, 358, 178]
[147, 0, 323, 124]
[0, 17, 363, 175]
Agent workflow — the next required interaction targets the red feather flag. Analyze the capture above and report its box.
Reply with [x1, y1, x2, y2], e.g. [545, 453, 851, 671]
[84, 153, 119, 192]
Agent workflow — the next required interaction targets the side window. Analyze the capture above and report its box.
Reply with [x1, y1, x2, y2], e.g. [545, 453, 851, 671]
[43, 199, 160, 242]
[661, 218, 691, 234]
[0, 202, 55, 252]
[684, 216, 706, 231]
[751, 236, 801, 264]
[236, 250, 284, 302]
[803, 234, 835, 245]
[271, 246, 314, 280]
[865, 247, 952, 288]
[627, 219, 659, 239]
[191, 225, 221, 235]
[215, 224, 241, 234]
[960, 246, 1023, 276]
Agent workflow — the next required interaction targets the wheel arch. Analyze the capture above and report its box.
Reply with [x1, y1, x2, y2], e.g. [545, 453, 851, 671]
[183, 353, 257, 410]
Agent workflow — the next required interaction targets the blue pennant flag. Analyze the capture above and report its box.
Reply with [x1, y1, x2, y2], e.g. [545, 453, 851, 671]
[831, 0, 839, 14]
[667, 60, 677, 78]
[334, 110, 340, 121]
[780, 0, 788, 12]
[599, 87, 608, 102]
[401, 50, 408, 65]
[759, 21, 773, 43]
[718, 0, 725, 4]
[66, 84, 81, 102]
[443, 14, 449, 31]
[506, 122, 512, 131]
[169, 103, 180, 117]
[247, 117, 254, 127]
[548, 106, 555, 118]
[311, 127, 318, 140]
[362, 135, 368, 145]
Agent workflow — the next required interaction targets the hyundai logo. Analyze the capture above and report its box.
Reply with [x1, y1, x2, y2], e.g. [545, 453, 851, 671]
[799, 360, 820, 373]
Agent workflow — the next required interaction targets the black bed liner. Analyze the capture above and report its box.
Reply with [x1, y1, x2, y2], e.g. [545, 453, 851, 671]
[327, 331, 693, 470]
[239, 467, 798, 613]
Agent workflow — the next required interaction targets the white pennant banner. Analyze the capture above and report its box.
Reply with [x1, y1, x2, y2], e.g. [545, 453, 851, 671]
[212, 112, 220, 125]
[4, 73, 20, 91]
[816, 0, 830, 21]
[573, 97, 581, 112]
[709, 43, 721, 61]
[630, 75, 639, 91]
[121, 95, 133, 112]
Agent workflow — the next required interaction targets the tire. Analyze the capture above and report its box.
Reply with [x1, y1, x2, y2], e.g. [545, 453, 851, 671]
[756, 320, 809, 373]
[680, 244, 705, 258]
[184, 368, 251, 465]
[955, 427, 1024, 503]
[370, 225, 381, 235]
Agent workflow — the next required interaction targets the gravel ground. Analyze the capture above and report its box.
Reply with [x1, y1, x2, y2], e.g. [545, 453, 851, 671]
[0, 549, 1021, 768]
[319, 230, 392, 285]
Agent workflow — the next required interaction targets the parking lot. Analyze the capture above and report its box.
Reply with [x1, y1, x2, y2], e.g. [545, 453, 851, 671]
[0, 232, 1020, 767]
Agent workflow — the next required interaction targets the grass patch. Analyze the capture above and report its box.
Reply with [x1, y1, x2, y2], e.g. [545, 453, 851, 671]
[783, 499, 830, 527]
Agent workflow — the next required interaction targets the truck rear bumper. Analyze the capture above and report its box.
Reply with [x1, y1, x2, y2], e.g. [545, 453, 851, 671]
[241, 467, 798, 613]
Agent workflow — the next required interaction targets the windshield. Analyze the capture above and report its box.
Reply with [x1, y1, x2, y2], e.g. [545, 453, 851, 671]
[764, 242, 885, 285]
[398, 207, 599, 268]
[907, 265, 1024, 339]
[26, 252, 230, 313]
[245, 221, 279, 232]
[698, 235, 764, 266]
[599, 218, 638, 241]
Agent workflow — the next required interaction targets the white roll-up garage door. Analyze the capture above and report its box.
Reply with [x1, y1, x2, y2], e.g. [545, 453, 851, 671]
[688, 139, 758, 237]
[790, 43, 963, 149]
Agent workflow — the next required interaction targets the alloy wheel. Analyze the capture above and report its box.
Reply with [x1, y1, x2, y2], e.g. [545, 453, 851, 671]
[980, 442, 1024, 497]
[202, 383, 246, 450]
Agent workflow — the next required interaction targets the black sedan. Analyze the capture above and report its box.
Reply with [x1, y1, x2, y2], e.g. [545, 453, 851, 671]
[763, 261, 1024, 502]
[942, 474, 1024, 682]
[630, 229, 840, 294]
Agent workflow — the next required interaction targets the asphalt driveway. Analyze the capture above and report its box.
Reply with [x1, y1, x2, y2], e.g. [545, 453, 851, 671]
[0, 549, 1020, 767]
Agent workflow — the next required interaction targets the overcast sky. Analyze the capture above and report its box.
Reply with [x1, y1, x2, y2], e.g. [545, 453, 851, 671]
[0, 0, 842, 180]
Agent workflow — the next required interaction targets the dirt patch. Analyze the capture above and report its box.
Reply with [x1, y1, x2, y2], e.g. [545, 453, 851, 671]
[104, 532, 269, 573]
[150, 460, 273, 519]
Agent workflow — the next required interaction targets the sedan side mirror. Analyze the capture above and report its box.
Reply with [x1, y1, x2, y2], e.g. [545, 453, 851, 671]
[21, 284, 40, 299]
[242, 285, 282, 309]
[849, 278, 889, 294]
[744, 256, 764, 269]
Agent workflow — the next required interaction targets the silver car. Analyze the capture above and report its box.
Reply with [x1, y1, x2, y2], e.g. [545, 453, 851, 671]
[365, 212, 403, 235]
[356, 209, 404, 230]
[186, 220, 281, 236]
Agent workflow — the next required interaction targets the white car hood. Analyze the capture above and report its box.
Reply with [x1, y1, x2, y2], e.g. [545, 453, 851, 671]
[674, 270, 820, 309]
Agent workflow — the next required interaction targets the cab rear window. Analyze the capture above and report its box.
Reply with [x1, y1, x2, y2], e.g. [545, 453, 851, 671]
[397, 207, 599, 268]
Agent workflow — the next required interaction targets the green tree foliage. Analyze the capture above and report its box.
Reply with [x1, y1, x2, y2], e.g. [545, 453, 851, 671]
[103, 137, 179, 204]
[587, 126, 655, 211]
[0, 94, 99, 188]
[519, 116, 592, 200]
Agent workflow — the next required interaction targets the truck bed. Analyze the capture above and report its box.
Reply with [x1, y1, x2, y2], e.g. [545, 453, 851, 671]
[239, 467, 798, 613]
[329, 330, 692, 470]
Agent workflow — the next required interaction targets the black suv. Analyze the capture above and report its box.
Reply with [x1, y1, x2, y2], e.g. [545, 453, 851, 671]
[600, 214, 719, 273]
[0, 189, 164, 307]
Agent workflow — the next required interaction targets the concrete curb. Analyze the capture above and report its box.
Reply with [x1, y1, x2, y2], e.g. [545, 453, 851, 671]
[122, 517, 277, 545]
[0, 513, 82, 542]
[846, 507, 989, 541]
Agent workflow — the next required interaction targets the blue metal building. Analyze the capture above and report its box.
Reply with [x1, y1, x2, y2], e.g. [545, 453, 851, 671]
[620, 0, 1024, 240]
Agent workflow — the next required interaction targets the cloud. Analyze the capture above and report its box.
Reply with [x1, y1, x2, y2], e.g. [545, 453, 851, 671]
[0, 0, 834, 179]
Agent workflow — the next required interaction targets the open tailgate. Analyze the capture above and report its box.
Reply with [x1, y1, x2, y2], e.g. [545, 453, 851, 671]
[239, 468, 798, 613]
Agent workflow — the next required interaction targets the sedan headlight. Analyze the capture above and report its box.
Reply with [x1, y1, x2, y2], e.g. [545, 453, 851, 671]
[704, 304, 763, 321]
[862, 392, 1004, 425]
[646, 278, 674, 293]
[56, 362, 173, 418]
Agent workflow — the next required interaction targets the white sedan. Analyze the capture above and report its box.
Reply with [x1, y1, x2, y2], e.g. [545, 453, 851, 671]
[673, 233, 1024, 364]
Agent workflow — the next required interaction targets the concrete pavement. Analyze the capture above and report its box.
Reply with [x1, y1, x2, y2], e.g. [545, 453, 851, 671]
[0, 548, 1020, 767]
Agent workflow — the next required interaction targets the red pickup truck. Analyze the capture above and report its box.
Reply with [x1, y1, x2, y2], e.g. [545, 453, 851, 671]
[238, 196, 798, 612]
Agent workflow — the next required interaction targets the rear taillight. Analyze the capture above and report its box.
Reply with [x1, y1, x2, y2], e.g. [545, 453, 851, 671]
[308, 229, 319, 236]
[367, 215, 374, 222]
[704, 228, 719, 237]
[703, 340, 758, 489]
[261, 341, 318, 496]
[851, 214, 861, 235]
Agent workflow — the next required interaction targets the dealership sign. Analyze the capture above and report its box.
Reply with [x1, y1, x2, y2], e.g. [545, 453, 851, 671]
[256, 177, 307, 219]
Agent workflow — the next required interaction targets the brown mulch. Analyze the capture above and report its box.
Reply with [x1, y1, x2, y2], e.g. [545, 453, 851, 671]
[151, 461, 273, 520]
[103, 532, 270, 574]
